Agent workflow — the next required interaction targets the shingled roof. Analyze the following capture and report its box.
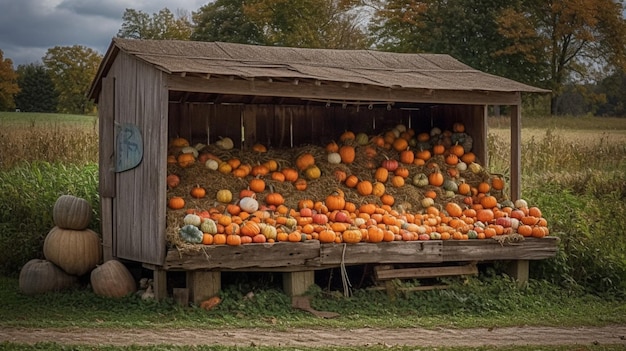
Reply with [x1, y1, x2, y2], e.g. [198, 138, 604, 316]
[89, 38, 549, 101]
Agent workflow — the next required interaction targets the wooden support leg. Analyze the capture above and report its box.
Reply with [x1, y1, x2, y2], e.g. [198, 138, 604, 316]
[187, 270, 221, 305]
[152, 268, 168, 301]
[283, 271, 314, 296]
[506, 260, 529, 288]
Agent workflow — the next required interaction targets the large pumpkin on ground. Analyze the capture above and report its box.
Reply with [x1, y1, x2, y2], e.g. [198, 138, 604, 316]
[53, 195, 92, 230]
[43, 226, 102, 276]
[19, 259, 79, 295]
[90, 260, 137, 298]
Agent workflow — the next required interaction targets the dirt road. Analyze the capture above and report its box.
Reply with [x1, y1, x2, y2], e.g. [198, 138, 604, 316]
[2, 325, 626, 347]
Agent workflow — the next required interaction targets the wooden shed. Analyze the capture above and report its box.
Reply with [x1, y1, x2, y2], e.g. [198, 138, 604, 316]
[88, 38, 556, 303]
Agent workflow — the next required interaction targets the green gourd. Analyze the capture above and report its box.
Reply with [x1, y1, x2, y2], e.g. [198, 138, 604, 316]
[179, 225, 203, 243]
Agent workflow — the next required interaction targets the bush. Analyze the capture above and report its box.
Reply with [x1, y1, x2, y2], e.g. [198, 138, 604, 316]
[525, 176, 626, 297]
[0, 161, 99, 277]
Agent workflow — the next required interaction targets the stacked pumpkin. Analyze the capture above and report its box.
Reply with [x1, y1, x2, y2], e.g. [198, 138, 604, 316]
[19, 195, 99, 295]
[164, 122, 550, 248]
[19, 195, 137, 298]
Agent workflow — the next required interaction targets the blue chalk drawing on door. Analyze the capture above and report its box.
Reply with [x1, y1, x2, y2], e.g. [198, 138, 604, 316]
[115, 123, 143, 172]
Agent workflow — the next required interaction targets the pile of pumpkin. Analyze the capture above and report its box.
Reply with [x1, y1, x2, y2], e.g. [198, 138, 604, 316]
[165, 123, 550, 249]
[18, 195, 139, 298]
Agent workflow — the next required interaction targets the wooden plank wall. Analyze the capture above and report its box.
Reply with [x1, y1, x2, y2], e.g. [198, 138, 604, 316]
[168, 103, 419, 149]
[106, 53, 168, 265]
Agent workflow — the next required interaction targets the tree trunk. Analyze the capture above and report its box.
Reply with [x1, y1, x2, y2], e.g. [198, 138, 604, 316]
[550, 94, 559, 115]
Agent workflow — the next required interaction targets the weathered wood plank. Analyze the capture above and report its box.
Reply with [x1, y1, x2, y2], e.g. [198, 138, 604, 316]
[320, 241, 443, 265]
[374, 263, 477, 281]
[161, 238, 558, 271]
[442, 237, 559, 262]
[167, 75, 523, 106]
[163, 241, 322, 270]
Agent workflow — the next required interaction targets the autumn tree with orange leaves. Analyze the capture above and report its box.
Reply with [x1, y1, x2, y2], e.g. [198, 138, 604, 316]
[368, 0, 626, 115]
[496, 0, 626, 114]
[0, 50, 19, 111]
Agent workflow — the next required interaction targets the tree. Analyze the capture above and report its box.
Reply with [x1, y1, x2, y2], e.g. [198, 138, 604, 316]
[0, 50, 19, 111]
[243, 0, 370, 48]
[496, 0, 626, 114]
[191, 0, 266, 44]
[42, 45, 102, 115]
[367, 0, 547, 86]
[192, 0, 370, 49]
[15, 63, 58, 112]
[118, 8, 193, 40]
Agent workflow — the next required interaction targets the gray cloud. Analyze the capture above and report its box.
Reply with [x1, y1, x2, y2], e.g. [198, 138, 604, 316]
[0, 0, 208, 67]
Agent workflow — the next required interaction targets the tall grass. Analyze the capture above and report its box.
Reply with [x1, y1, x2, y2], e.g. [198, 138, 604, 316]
[487, 117, 626, 296]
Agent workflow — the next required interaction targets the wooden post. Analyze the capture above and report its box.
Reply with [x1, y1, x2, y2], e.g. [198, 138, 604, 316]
[510, 101, 522, 201]
[506, 260, 529, 288]
[187, 270, 221, 305]
[283, 271, 315, 296]
[152, 268, 168, 301]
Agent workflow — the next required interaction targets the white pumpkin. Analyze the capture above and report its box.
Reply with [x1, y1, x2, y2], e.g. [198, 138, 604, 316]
[327, 152, 342, 164]
[205, 159, 219, 170]
[239, 196, 259, 213]
[514, 199, 528, 209]
[181, 146, 199, 158]
[456, 161, 467, 171]
[216, 137, 234, 150]
[183, 214, 202, 227]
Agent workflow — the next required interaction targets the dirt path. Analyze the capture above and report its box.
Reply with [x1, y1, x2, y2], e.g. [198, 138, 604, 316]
[2, 326, 626, 347]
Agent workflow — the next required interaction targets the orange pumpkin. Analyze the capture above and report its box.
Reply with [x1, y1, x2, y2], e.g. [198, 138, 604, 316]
[415, 149, 431, 161]
[265, 191, 285, 206]
[445, 202, 463, 217]
[226, 234, 242, 246]
[166, 174, 180, 188]
[296, 153, 315, 171]
[326, 191, 346, 211]
[392, 138, 408, 152]
[339, 145, 356, 164]
[480, 195, 498, 209]
[380, 193, 395, 206]
[344, 175, 359, 188]
[168, 196, 185, 210]
[326, 141, 340, 153]
[491, 176, 505, 191]
[356, 180, 373, 196]
[282, 168, 299, 182]
[249, 178, 266, 193]
[428, 170, 444, 187]
[318, 229, 336, 243]
[375, 167, 389, 183]
[177, 153, 195, 168]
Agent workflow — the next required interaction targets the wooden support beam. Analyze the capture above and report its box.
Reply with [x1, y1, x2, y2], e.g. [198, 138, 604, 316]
[152, 268, 168, 301]
[506, 260, 529, 288]
[187, 270, 221, 305]
[283, 271, 315, 296]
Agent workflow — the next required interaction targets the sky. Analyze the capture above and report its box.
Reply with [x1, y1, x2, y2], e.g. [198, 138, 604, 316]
[0, 0, 209, 67]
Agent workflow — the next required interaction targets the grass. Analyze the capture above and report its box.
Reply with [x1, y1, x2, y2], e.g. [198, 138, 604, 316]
[1, 273, 625, 329]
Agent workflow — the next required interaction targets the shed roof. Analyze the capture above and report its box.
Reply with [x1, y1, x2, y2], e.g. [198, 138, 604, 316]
[88, 38, 549, 101]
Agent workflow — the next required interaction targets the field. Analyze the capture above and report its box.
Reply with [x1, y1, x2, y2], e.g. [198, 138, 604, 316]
[0, 112, 625, 350]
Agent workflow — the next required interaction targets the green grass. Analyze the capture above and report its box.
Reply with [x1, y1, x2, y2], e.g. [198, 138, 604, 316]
[2, 274, 625, 330]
